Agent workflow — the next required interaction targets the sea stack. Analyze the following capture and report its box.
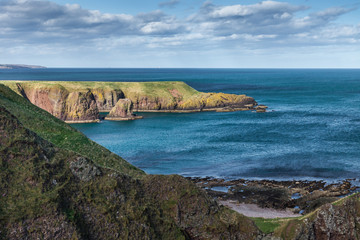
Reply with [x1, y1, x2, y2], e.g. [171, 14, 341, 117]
[105, 98, 143, 120]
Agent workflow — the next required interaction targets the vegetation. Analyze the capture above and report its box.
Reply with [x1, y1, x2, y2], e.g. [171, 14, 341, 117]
[251, 217, 283, 234]
[0, 80, 201, 100]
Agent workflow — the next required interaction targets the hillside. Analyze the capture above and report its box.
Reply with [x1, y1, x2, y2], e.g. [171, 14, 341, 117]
[0, 81, 259, 122]
[0, 83, 259, 239]
[0, 64, 46, 69]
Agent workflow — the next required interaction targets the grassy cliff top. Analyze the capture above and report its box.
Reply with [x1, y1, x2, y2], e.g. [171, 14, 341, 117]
[0, 80, 201, 100]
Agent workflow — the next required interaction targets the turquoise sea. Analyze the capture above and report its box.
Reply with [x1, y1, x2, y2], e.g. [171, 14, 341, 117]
[2, 68, 360, 181]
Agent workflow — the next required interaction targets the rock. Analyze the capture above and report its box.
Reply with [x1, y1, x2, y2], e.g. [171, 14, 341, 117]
[256, 105, 268, 113]
[276, 194, 360, 240]
[65, 90, 99, 121]
[69, 156, 101, 181]
[92, 88, 125, 111]
[14, 84, 100, 122]
[106, 98, 136, 120]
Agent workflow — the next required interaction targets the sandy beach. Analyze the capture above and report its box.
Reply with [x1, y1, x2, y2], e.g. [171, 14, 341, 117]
[220, 200, 301, 219]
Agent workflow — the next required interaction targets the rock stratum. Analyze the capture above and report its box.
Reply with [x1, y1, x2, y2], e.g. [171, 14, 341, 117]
[0, 81, 259, 122]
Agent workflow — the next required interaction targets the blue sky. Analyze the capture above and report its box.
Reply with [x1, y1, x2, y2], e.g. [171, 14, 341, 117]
[0, 0, 359, 68]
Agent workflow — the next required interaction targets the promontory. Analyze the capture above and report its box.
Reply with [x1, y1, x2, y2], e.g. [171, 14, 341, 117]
[0, 80, 264, 123]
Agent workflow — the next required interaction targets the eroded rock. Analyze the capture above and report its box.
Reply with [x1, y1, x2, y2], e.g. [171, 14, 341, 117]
[69, 156, 101, 181]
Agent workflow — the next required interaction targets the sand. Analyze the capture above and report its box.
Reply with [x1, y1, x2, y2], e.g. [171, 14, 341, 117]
[220, 200, 301, 219]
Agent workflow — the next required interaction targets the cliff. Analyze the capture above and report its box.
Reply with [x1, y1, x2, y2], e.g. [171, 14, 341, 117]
[0, 83, 260, 239]
[272, 194, 360, 240]
[0, 81, 259, 122]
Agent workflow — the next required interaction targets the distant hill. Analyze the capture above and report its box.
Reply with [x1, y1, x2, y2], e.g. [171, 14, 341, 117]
[0, 64, 46, 69]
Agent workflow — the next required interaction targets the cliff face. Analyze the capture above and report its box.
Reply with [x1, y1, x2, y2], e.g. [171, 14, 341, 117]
[275, 194, 360, 240]
[0, 83, 260, 239]
[0, 81, 260, 122]
[65, 90, 99, 122]
[92, 88, 124, 112]
[16, 83, 100, 122]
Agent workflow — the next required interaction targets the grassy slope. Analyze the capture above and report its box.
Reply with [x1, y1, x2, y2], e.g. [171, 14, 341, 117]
[0, 80, 202, 100]
[0, 83, 143, 178]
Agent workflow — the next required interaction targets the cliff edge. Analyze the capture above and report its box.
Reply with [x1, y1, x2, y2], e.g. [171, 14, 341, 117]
[0, 81, 261, 122]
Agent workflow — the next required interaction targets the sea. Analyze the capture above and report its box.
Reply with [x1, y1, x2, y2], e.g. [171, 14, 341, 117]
[1, 68, 360, 182]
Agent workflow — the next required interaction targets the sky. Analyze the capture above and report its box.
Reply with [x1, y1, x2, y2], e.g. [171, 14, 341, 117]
[0, 0, 359, 68]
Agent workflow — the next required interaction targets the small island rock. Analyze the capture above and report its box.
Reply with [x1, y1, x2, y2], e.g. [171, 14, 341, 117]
[105, 98, 143, 120]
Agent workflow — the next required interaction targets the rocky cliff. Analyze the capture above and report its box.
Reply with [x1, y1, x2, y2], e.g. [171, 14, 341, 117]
[274, 194, 360, 240]
[0, 81, 260, 122]
[0, 83, 260, 239]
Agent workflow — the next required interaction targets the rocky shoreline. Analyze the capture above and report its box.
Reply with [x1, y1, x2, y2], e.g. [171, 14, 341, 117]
[188, 177, 360, 216]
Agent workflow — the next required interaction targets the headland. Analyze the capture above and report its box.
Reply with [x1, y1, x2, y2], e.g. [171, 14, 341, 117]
[0, 80, 265, 123]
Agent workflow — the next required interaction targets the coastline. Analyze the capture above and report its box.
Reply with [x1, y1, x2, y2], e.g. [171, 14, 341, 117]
[65, 119, 101, 124]
[188, 176, 360, 218]
[105, 115, 143, 121]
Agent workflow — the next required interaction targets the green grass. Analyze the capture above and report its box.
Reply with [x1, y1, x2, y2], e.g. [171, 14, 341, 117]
[251, 217, 282, 234]
[332, 193, 359, 206]
[0, 83, 144, 178]
[0, 80, 201, 100]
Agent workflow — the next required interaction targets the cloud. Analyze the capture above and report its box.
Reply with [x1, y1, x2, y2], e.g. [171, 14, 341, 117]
[191, 1, 355, 37]
[158, 0, 179, 8]
[0, 0, 185, 42]
[0, 0, 359, 61]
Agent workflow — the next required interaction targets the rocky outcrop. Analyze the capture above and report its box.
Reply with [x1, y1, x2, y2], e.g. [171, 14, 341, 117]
[92, 88, 124, 111]
[14, 83, 99, 122]
[105, 98, 142, 120]
[275, 194, 360, 240]
[17, 84, 69, 120]
[64, 90, 99, 122]
[108, 98, 133, 118]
